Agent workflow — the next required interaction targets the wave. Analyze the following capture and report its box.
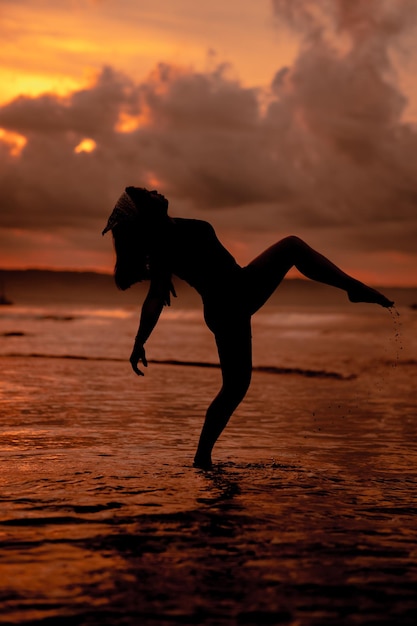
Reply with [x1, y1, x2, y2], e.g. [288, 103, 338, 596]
[153, 359, 356, 380]
[0, 352, 355, 380]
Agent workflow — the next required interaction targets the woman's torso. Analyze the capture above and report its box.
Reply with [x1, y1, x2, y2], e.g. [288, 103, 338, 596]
[168, 218, 242, 297]
[159, 218, 251, 329]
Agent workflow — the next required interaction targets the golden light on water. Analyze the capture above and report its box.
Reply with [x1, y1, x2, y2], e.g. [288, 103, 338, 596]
[87, 308, 132, 319]
[74, 138, 97, 154]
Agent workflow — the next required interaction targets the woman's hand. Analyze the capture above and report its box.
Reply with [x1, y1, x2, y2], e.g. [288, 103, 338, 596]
[130, 341, 148, 376]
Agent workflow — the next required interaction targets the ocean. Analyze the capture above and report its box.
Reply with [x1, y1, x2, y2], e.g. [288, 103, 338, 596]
[0, 274, 416, 625]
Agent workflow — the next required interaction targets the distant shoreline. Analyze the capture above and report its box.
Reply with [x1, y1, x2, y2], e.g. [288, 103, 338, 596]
[0, 268, 415, 308]
[2, 267, 415, 289]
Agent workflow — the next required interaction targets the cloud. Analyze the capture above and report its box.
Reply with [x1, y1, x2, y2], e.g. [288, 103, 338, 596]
[1, 1, 417, 277]
[0, 67, 145, 231]
[267, 0, 417, 241]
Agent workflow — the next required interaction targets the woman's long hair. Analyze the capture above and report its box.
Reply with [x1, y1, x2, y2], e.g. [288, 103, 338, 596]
[110, 187, 171, 290]
[112, 222, 151, 290]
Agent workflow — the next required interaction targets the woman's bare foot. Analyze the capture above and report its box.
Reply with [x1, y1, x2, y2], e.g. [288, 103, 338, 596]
[193, 452, 213, 470]
[348, 282, 394, 308]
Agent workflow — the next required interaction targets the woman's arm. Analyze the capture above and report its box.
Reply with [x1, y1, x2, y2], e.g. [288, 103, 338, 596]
[129, 277, 175, 376]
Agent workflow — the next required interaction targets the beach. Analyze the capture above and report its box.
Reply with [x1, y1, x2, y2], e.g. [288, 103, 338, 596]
[1, 276, 416, 625]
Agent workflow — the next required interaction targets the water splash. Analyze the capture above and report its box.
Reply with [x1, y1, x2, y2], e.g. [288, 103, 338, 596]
[388, 306, 403, 368]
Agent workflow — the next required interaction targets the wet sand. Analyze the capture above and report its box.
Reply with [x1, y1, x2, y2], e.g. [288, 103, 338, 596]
[1, 353, 416, 625]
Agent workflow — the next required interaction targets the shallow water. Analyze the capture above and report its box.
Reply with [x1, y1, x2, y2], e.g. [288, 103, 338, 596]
[1, 303, 417, 624]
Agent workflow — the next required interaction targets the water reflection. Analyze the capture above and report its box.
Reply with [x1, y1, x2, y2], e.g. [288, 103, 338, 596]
[1, 334, 417, 624]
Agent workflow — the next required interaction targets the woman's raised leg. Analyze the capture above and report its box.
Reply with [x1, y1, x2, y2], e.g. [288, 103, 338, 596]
[244, 236, 393, 314]
[194, 319, 252, 469]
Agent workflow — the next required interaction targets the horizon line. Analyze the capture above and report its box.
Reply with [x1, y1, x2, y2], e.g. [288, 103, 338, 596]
[0, 266, 416, 289]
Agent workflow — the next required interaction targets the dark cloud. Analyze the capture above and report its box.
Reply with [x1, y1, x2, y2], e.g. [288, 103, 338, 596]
[1, 1, 417, 273]
[268, 0, 417, 231]
[0, 67, 145, 230]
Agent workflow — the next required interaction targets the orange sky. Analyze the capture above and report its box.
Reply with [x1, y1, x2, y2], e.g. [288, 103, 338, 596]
[1, 0, 417, 285]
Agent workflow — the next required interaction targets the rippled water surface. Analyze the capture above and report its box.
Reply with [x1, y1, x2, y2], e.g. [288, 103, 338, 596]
[1, 302, 417, 625]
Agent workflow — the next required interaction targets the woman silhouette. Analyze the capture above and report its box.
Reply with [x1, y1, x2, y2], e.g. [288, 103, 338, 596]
[103, 186, 393, 469]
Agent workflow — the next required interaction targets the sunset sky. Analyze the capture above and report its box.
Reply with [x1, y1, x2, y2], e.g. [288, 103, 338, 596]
[1, 0, 417, 285]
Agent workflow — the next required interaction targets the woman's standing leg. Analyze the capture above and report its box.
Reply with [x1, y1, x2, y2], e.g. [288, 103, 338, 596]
[244, 236, 393, 314]
[194, 318, 252, 469]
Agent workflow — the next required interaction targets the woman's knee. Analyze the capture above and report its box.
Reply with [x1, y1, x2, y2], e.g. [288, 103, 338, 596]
[223, 370, 252, 404]
[278, 235, 308, 263]
[280, 235, 306, 250]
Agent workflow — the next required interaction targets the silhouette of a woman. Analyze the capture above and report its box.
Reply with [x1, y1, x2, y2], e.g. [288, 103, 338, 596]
[103, 186, 393, 469]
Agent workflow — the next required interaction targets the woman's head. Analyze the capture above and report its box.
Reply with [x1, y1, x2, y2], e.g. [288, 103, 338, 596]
[103, 186, 170, 290]
[102, 186, 169, 235]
